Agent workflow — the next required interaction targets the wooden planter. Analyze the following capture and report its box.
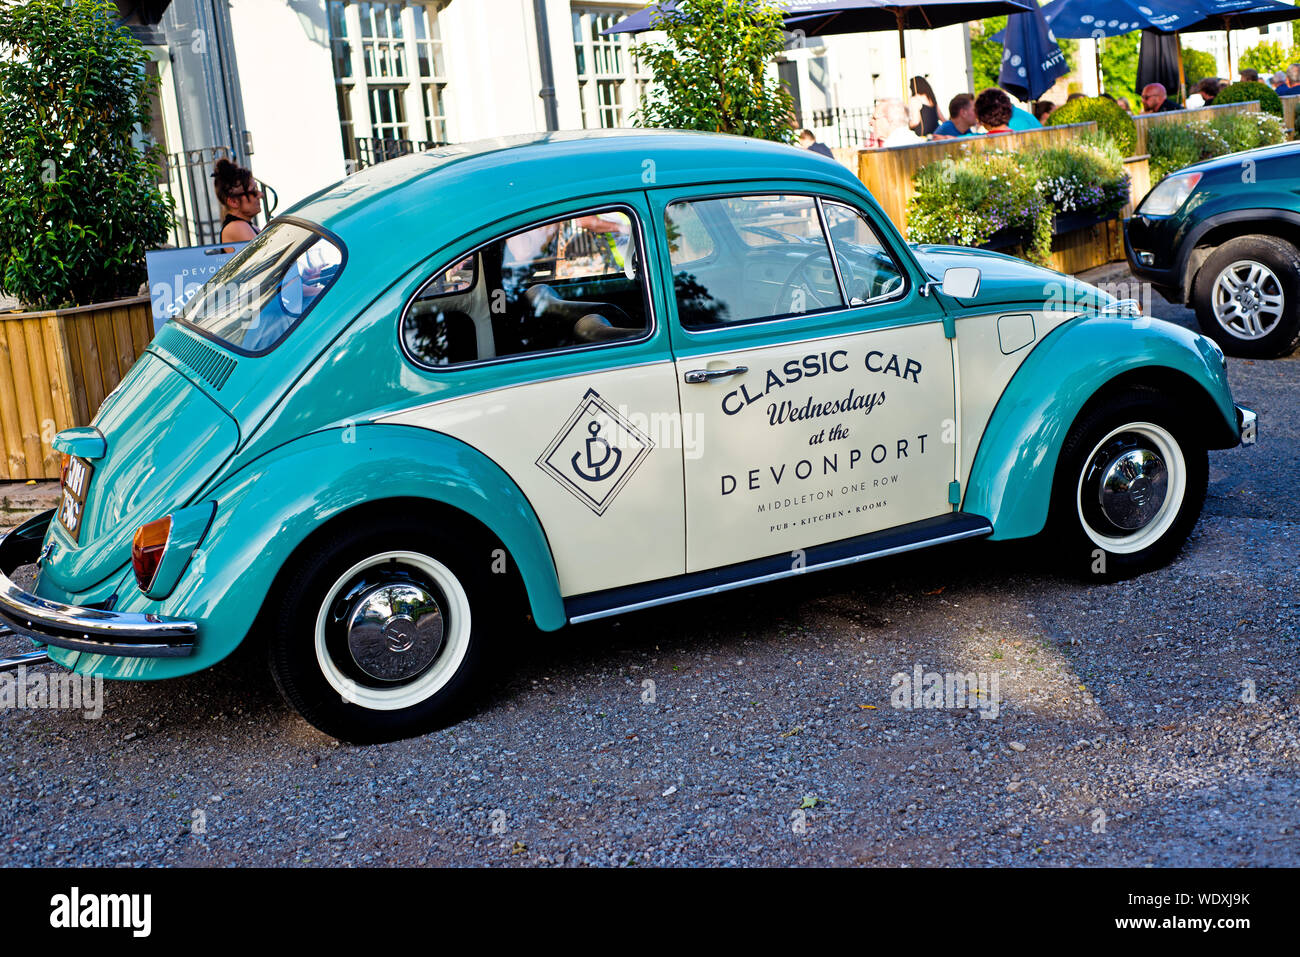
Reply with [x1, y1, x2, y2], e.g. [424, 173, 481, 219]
[972, 209, 1125, 274]
[0, 295, 153, 481]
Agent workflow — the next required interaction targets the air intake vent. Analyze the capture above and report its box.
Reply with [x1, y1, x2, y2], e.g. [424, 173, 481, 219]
[167, 334, 237, 390]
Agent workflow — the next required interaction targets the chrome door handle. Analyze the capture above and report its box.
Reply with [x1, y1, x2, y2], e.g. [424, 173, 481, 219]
[683, 366, 747, 384]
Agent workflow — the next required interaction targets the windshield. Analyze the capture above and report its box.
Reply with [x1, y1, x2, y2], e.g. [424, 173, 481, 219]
[179, 221, 344, 354]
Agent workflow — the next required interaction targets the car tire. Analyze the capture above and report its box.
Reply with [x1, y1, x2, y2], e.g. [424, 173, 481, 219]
[267, 517, 498, 743]
[1049, 387, 1208, 581]
[1192, 235, 1300, 358]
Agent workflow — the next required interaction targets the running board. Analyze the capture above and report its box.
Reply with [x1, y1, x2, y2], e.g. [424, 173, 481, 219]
[565, 513, 993, 624]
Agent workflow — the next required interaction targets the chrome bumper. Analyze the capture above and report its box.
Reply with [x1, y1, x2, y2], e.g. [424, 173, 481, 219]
[0, 510, 196, 658]
[1236, 405, 1257, 446]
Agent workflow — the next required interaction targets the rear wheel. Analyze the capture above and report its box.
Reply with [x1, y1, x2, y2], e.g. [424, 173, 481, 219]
[1050, 388, 1208, 580]
[267, 518, 499, 742]
[1192, 235, 1300, 358]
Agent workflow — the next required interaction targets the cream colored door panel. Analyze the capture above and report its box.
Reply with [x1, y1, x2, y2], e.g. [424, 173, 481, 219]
[385, 363, 685, 596]
[678, 325, 956, 573]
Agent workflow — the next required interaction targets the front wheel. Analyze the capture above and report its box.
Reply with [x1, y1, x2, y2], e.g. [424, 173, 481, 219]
[1050, 388, 1208, 580]
[267, 518, 498, 742]
[1192, 235, 1300, 358]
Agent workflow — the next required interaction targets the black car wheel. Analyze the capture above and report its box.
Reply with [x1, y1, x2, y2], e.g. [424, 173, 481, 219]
[1192, 235, 1300, 358]
[1050, 387, 1208, 580]
[267, 517, 499, 743]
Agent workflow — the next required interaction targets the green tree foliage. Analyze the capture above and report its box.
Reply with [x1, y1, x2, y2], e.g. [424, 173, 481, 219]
[1239, 40, 1293, 75]
[0, 0, 172, 309]
[1099, 32, 1139, 108]
[633, 0, 795, 143]
[1215, 80, 1284, 116]
[1180, 47, 1217, 86]
[1046, 96, 1138, 155]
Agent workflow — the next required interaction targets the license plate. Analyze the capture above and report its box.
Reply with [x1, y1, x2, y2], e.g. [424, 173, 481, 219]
[57, 456, 94, 543]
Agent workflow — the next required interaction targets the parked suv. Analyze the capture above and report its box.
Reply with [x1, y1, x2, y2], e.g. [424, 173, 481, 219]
[1125, 140, 1300, 358]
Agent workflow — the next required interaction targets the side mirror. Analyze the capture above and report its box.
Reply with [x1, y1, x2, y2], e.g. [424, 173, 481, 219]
[941, 266, 981, 300]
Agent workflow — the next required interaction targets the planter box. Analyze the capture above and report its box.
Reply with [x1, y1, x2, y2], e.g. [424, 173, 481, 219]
[972, 211, 1124, 274]
[0, 295, 153, 481]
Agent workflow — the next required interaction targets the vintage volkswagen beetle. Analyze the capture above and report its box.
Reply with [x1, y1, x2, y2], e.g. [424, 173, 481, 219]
[0, 130, 1254, 742]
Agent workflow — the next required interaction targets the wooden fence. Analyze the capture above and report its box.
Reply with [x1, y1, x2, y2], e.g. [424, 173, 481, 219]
[857, 122, 1097, 239]
[1282, 95, 1299, 137]
[0, 296, 152, 481]
[1132, 100, 1259, 154]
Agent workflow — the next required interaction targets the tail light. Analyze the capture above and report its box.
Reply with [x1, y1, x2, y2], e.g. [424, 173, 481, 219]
[59, 453, 70, 486]
[132, 517, 172, 592]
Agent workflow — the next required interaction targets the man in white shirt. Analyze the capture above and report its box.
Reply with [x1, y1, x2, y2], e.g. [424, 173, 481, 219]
[872, 98, 923, 148]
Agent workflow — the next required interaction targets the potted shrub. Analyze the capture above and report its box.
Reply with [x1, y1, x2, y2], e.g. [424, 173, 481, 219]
[0, 0, 172, 481]
[1214, 80, 1284, 117]
[1045, 96, 1138, 157]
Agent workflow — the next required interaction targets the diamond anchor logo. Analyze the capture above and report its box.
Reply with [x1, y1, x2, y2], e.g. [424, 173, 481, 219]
[537, 388, 653, 515]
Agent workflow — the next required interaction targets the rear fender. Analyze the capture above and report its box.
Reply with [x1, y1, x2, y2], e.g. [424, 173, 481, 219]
[56, 424, 563, 680]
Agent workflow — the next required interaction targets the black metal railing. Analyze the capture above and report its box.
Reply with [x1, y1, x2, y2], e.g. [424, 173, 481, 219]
[157, 146, 279, 248]
[351, 136, 450, 172]
[801, 107, 872, 150]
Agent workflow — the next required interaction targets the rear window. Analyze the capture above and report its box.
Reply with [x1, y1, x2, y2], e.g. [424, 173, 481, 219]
[178, 221, 344, 354]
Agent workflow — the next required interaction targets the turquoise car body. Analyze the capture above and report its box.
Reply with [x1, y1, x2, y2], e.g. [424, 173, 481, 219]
[6, 130, 1241, 682]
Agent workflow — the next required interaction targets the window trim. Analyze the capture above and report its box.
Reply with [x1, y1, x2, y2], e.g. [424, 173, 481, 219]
[663, 190, 912, 336]
[398, 202, 658, 373]
[174, 215, 350, 359]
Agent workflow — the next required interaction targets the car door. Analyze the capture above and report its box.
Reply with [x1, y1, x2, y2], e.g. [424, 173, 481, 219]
[649, 185, 957, 573]
[387, 195, 686, 597]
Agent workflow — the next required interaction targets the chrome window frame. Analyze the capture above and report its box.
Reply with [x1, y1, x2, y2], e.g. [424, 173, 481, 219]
[663, 190, 912, 335]
[398, 202, 657, 373]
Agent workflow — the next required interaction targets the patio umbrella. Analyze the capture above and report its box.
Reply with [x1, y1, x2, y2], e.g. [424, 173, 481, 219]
[997, 3, 1068, 101]
[1026, 0, 1205, 96]
[1136, 29, 1183, 104]
[604, 1, 1034, 97]
[1174, 1, 1300, 77]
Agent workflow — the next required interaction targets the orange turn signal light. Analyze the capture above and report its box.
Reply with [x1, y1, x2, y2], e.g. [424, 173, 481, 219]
[131, 516, 172, 592]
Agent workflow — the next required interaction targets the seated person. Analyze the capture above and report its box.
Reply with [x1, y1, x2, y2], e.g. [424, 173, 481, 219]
[974, 88, 1015, 134]
[933, 93, 977, 138]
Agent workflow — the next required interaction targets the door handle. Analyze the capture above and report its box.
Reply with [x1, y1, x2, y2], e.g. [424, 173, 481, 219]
[683, 366, 747, 384]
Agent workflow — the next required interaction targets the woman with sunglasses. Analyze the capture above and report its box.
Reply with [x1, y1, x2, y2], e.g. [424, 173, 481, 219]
[212, 157, 264, 243]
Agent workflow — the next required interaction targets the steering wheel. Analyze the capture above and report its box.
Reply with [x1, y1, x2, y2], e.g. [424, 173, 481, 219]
[773, 250, 841, 315]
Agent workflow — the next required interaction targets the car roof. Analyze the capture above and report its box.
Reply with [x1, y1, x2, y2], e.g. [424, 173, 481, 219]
[286, 129, 868, 278]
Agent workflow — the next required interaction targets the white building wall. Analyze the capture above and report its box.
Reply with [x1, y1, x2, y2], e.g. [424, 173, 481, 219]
[227, 0, 345, 210]
[215, 0, 977, 198]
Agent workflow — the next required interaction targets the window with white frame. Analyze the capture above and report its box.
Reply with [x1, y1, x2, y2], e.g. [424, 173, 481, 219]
[327, 0, 451, 172]
[571, 6, 650, 129]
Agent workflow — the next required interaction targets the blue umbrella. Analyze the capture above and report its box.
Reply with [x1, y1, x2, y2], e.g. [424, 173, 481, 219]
[1032, 0, 1206, 38]
[997, 4, 1068, 101]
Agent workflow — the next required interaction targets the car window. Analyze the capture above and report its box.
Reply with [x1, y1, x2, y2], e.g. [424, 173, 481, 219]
[402, 207, 650, 367]
[179, 221, 344, 354]
[822, 201, 906, 302]
[665, 194, 845, 329]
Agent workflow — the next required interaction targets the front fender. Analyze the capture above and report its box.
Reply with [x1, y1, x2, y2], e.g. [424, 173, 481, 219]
[963, 316, 1237, 541]
[57, 424, 565, 680]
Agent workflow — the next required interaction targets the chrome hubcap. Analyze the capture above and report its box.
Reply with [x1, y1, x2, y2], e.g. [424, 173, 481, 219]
[1097, 447, 1168, 530]
[1211, 259, 1285, 339]
[344, 582, 444, 682]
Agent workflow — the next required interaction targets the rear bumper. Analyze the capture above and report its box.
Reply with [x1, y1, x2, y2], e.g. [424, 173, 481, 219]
[0, 510, 196, 658]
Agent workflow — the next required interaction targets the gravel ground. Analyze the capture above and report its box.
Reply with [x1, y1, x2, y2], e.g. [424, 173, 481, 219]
[2, 268, 1296, 867]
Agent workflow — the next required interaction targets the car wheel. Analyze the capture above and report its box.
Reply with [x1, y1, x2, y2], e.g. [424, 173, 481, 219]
[1050, 387, 1208, 580]
[1192, 235, 1300, 358]
[267, 518, 496, 743]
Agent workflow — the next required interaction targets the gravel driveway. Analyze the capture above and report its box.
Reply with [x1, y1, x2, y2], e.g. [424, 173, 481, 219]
[2, 267, 1296, 867]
